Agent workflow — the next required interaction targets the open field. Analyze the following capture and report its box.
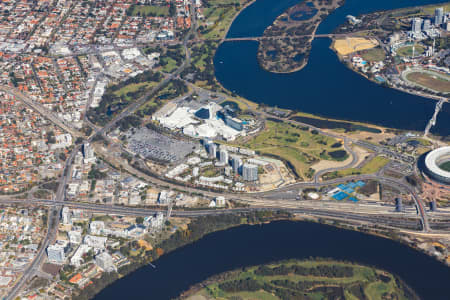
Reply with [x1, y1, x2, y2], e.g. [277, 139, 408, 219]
[360, 47, 386, 62]
[113, 82, 157, 100]
[333, 37, 378, 56]
[323, 155, 390, 180]
[396, 44, 425, 57]
[406, 71, 450, 93]
[235, 120, 348, 179]
[130, 5, 169, 17]
[201, 6, 239, 40]
[185, 260, 415, 300]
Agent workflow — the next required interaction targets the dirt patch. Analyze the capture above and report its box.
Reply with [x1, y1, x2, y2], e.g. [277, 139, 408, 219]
[333, 37, 378, 56]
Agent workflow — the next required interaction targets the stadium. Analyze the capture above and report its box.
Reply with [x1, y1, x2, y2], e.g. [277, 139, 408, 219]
[424, 146, 450, 185]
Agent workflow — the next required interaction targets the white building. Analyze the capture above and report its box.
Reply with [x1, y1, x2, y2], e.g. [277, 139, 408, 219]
[62, 207, 71, 225]
[84, 235, 107, 249]
[242, 163, 258, 181]
[412, 18, 423, 33]
[47, 244, 66, 264]
[95, 252, 116, 272]
[89, 221, 105, 235]
[71, 244, 91, 267]
[50, 134, 72, 150]
[68, 231, 82, 244]
[219, 149, 229, 164]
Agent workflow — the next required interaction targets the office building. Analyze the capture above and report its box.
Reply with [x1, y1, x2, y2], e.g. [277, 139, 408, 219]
[435, 7, 444, 25]
[219, 149, 229, 164]
[83, 142, 95, 164]
[208, 143, 217, 159]
[47, 244, 66, 264]
[422, 19, 431, 31]
[242, 163, 258, 181]
[225, 115, 243, 131]
[68, 231, 82, 244]
[412, 18, 423, 33]
[231, 156, 242, 174]
[62, 207, 71, 225]
[95, 252, 116, 272]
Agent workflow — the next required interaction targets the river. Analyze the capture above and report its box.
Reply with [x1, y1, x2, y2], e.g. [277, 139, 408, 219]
[94, 221, 450, 300]
[214, 0, 450, 136]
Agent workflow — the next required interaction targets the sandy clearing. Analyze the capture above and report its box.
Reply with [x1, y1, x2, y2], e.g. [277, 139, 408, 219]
[333, 37, 378, 56]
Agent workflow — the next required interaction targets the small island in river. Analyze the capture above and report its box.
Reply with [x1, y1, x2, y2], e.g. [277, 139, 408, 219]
[179, 259, 419, 300]
[257, 0, 345, 73]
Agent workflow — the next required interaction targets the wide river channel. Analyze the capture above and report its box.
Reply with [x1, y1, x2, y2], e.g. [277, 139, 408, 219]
[214, 0, 450, 136]
[94, 221, 450, 300]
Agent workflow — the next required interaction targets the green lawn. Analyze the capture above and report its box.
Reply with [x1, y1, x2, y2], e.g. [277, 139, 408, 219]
[396, 44, 425, 57]
[201, 6, 239, 39]
[323, 156, 389, 180]
[113, 82, 156, 100]
[188, 260, 414, 300]
[360, 47, 386, 62]
[160, 57, 178, 73]
[130, 5, 169, 17]
[439, 161, 450, 172]
[234, 120, 347, 179]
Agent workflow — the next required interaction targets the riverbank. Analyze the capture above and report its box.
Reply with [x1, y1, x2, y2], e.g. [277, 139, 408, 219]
[75, 211, 291, 300]
[92, 218, 450, 300]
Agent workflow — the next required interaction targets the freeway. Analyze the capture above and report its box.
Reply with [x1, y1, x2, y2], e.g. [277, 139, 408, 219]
[0, 85, 82, 138]
[5, 144, 81, 300]
[0, 198, 423, 230]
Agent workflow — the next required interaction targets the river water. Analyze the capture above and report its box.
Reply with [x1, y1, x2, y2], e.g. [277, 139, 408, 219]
[94, 221, 450, 300]
[215, 0, 450, 136]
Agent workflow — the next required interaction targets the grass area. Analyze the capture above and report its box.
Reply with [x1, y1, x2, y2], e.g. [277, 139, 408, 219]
[360, 47, 386, 62]
[323, 156, 389, 180]
[129, 5, 169, 17]
[160, 56, 178, 73]
[188, 259, 415, 300]
[235, 120, 347, 179]
[406, 71, 450, 93]
[439, 161, 450, 172]
[396, 44, 425, 57]
[113, 82, 157, 100]
[159, 45, 185, 74]
[290, 111, 383, 134]
[200, 4, 240, 40]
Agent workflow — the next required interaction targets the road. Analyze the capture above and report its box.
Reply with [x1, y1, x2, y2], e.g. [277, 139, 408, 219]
[0, 85, 82, 138]
[5, 145, 81, 300]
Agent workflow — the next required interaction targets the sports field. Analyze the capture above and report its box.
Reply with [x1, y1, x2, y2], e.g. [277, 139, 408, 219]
[405, 71, 450, 93]
[396, 44, 425, 57]
[333, 37, 378, 56]
[440, 161, 450, 172]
